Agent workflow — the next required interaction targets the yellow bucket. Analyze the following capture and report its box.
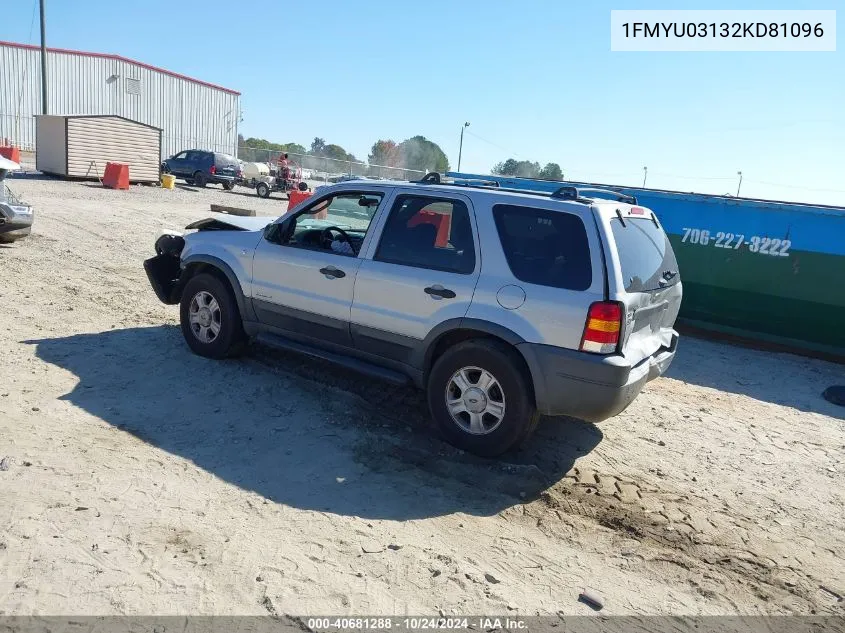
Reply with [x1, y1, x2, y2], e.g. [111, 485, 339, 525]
[161, 174, 176, 189]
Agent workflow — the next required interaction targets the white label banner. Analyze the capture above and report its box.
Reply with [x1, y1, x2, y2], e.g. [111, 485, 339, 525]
[611, 10, 836, 51]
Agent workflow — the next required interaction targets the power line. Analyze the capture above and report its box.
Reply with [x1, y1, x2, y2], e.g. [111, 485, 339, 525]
[27, 0, 38, 41]
[744, 179, 845, 194]
[464, 130, 523, 159]
[649, 171, 735, 181]
[16, 0, 40, 118]
[461, 129, 842, 197]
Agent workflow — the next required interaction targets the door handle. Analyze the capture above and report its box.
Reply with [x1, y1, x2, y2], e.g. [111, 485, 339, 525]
[424, 285, 456, 299]
[319, 266, 346, 279]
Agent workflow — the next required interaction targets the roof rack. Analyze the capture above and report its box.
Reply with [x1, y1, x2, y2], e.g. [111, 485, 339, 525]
[550, 186, 638, 205]
[415, 172, 548, 196]
[414, 173, 638, 205]
[454, 178, 500, 187]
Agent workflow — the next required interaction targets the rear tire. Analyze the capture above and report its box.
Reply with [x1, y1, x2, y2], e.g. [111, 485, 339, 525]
[194, 171, 207, 188]
[222, 181, 235, 191]
[427, 339, 538, 457]
[179, 273, 246, 359]
[256, 182, 270, 198]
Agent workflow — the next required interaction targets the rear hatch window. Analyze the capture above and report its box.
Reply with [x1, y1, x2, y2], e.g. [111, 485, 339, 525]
[214, 153, 239, 175]
[610, 217, 679, 292]
[214, 154, 239, 168]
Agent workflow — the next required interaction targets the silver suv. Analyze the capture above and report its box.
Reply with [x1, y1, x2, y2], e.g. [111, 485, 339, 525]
[144, 176, 682, 456]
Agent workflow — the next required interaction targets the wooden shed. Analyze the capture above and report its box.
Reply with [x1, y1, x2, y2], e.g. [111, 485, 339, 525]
[35, 115, 161, 183]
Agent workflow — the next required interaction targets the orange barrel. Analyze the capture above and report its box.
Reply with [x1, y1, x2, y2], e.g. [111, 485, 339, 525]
[0, 146, 21, 164]
[103, 162, 130, 190]
[288, 188, 313, 210]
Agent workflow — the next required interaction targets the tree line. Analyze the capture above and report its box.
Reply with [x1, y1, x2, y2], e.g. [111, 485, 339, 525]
[238, 134, 449, 174]
[238, 134, 563, 182]
[492, 158, 563, 181]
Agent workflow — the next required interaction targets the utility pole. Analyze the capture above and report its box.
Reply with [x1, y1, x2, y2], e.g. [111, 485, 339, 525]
[457, 122, 470, 172]
[39, 0, 48, 114]
[736, 171, 743, 197]
[642, 166, 648, 188]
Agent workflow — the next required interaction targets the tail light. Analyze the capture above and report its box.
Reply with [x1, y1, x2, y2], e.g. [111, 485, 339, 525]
[209, 165, 217, 175]
[580, 301, 622, 354]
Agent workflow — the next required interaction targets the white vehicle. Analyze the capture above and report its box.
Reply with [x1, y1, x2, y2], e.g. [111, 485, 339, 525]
[237, 159, 309, 199]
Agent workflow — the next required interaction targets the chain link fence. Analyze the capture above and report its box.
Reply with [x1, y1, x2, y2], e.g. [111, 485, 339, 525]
[0, 122, 429, 182]
[1, 115, 35, 151]
[237, 147, 427, 183]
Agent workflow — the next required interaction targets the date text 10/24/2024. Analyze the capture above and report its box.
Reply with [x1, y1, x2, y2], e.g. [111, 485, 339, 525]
[306, 617, 526, 631]
[680, 228, 792, 257]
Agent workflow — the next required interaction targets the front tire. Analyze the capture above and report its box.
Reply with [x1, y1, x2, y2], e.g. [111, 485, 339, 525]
[194, 171, 207, 188]
[179, 273, 246, 359]
[427, 339, 538, 457]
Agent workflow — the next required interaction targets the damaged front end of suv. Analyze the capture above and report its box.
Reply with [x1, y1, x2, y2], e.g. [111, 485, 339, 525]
[143, 213, 272, 305]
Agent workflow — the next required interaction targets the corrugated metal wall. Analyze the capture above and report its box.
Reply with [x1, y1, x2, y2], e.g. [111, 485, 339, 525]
[0, 43, 239, 159]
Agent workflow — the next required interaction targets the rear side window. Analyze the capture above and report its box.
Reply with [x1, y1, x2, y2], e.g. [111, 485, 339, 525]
[610, 217, 679, 292]
[492, 204, 592, 291]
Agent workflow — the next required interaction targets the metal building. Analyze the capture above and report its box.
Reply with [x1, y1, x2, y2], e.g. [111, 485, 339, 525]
[0, 40, 240, 159]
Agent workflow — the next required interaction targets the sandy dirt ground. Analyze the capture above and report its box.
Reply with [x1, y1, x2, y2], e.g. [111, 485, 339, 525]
[0, 176, 843, 617]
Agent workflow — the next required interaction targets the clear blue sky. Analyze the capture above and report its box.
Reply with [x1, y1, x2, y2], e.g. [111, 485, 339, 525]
[3, 0, 843, 205]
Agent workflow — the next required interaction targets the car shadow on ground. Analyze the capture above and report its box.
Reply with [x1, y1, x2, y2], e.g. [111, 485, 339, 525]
[26, 326, 602, 520]
[666, 335, 844, 419]
[6, 172, 59, 181]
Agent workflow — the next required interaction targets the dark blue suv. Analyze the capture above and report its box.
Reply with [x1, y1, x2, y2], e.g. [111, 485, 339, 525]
[161, 150, 242, 189]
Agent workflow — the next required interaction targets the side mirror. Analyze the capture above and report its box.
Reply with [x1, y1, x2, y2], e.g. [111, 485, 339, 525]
[264, 221, 288, 244]
[277, 218, 297, 244]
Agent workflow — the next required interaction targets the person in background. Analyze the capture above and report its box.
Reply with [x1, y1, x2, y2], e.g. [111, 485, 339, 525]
[277, 153, 291, 182]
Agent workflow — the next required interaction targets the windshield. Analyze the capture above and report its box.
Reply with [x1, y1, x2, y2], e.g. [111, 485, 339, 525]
[611, 217, 679, 292]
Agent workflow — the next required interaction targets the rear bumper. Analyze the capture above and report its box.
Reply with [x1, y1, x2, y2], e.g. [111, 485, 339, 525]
[209, 175, 236, 184]
[518, 333, 678, 422]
